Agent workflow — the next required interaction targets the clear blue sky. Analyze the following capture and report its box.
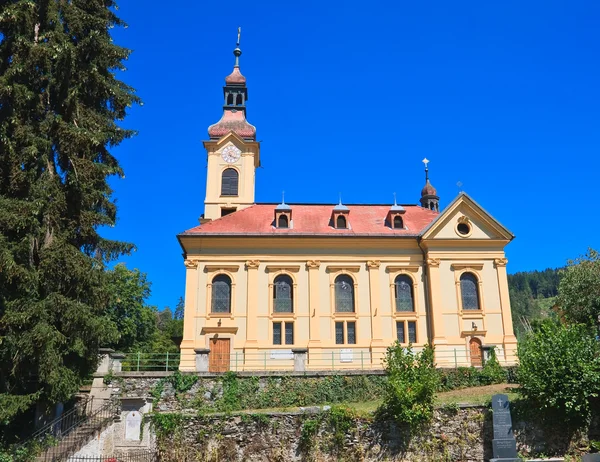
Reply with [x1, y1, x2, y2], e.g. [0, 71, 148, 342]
[104, 0, 600, 309]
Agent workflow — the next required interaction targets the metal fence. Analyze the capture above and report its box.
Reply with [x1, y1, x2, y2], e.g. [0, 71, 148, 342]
[67, 451, 156, 462]
[28, 398, 118, 462]
[120, 352, 182, 372]
[117, 345, 518, 373]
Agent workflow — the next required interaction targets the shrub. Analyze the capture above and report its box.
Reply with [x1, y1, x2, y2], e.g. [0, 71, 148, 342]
[378, 342, 439, 428]
[479, 348, 507, 385]
[517, 322, 600, 425]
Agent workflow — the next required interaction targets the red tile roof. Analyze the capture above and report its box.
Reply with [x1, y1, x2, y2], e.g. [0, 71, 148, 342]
[208, 109, 256, 140]
[182, 204, 439, 237]
[225, 67, 246, 85]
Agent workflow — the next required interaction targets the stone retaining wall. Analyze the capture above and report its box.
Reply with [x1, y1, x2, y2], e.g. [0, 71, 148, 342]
[154, 407, 492, 462]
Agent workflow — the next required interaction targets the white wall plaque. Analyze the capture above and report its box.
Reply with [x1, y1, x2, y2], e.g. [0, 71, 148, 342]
[270, 349, 293, 360]
[340, 349, 353, 363]
[125, 411, 142, 441]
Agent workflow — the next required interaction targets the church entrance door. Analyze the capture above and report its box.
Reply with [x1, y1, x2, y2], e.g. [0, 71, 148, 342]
[469, 338, 482, 367]
[209, 338, 230, 372]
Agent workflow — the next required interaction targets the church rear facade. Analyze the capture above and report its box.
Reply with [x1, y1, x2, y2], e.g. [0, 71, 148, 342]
[177, 39, 518, 372]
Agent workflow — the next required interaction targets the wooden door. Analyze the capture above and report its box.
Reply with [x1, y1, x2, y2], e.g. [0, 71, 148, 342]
[469, 338, 482, 367]
[209, 338, 230, 373]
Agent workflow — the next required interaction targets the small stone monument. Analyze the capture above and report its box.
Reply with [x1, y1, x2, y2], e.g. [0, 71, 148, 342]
[125, 411, 142, 441]
[490, 394, 520, 462]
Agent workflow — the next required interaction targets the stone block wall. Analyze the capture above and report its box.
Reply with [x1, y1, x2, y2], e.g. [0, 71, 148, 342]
[153, 407, 492, 462]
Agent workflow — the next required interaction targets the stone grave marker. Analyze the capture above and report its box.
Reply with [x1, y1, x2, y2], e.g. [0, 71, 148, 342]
[125, 410, 142, 441]
[490, 394, 520, 462]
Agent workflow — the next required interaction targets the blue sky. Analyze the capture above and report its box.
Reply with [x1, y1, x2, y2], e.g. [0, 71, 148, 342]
[105, 0, 600, 309]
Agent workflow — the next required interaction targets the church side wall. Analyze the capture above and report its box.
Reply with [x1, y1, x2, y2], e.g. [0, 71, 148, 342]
[179, 237, 516, 371]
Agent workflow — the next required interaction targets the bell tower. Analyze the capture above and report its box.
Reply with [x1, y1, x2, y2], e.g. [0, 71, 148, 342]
[202, 29, 260, 222]
[420, 158, 440, 212]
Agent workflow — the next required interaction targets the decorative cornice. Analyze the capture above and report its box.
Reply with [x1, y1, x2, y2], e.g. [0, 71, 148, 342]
[204, 265, 240, 273]
[266, 265, 301, 273]
[326, 265, 361, 273]
[494, 258, 509, 267]
[306, 260, 321, 270]
[245, 260, 260, 270]
[386, 265, 420, 273]
[184, 259, 199, 269]
[426, 258, 441, 268]
[366, 260, 381, 269]
[451, 263, 485, 271]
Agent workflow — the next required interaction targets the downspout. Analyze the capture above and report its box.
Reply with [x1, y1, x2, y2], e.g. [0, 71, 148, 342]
[417, 237, 434, 345]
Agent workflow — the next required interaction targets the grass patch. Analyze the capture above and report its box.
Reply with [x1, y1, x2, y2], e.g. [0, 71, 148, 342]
[435, 383, 518, 406]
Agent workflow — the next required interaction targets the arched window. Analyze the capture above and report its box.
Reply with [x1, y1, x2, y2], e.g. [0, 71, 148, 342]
[278, 214, 289, 228]
[211, 274, 232, 313]
[430, 202, 435, 210]
[393, 215, 403, 229]
[273, 274, 293, 313]
[394, 275, 414, 312]
[336, 215, 347, 229]
[221, 169, 239, 196]
[334, 274, 355, 312]
[226, 93, 234, 105]
[236, 94, 243, 105]
[460, 272, 480, 310]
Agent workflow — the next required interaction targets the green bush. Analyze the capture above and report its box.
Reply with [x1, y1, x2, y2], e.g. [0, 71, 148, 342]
[378, 343, 439, 428]
[517, 322, 600, 425]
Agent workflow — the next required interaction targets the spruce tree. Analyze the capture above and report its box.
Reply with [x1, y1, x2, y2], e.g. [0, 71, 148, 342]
[0, 0, 140, 420]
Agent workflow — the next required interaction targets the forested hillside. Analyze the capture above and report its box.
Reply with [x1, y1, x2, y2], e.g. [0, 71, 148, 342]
[508, 268, 561, 337]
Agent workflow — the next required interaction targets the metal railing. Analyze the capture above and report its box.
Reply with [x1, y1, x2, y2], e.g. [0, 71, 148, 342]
[26, 398, 118, 462]
[67, 451, 156, 462]
[121, 352, 182, 372]
[114, 345, 519, 373]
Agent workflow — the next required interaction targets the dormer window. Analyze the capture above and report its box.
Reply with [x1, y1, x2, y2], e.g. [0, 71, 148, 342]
[274, 201, 292, 229]
[278, 214, 289, 228]
[387, 200, 406, 230]
[332, 201, 350, 229]
[393, 215, 403, 229]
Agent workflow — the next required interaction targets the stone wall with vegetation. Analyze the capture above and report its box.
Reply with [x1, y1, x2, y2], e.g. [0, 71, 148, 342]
[105, 364, 515, 414]
[150, 406, 597, 462]
[152, 406, 492, 462]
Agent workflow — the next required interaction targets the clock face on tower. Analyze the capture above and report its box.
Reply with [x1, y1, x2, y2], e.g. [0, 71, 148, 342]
[221, 145, 241, 164]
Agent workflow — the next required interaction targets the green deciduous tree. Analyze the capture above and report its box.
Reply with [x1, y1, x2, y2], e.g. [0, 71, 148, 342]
[556, 248, 600, 328]
[0, 0, 139, 422]
[517, 321, 600, 424]
[105, 264, 156, 351]
[378, 343, 439, 428]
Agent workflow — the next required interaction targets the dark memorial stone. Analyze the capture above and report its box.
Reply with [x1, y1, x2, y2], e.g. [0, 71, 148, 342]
[490, 394, 520, 462]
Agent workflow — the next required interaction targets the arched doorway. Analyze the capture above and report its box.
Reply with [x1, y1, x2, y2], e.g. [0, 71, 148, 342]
[469, 337, 482, 367]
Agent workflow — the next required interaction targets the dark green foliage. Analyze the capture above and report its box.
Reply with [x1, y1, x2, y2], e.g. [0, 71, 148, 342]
[437, 351, 509, 391]
[517, 322, 600, 425]
[378, 343, 439, 428]
[0, 0, 139, 428]
[105, 264, 156, 351]
[508, 268, 561, 337]
[196, 373, 387, 412]
[556, 248, 600, 328]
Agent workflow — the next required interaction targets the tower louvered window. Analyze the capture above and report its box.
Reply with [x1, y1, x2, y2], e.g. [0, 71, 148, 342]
[211, 274, 232, 313]
[460, 272, 480, 310]
[394, 275, 414, 312]
[221, 169, 239, 196]
[334, 275, 355, 313]
[273, 275, 293, 313]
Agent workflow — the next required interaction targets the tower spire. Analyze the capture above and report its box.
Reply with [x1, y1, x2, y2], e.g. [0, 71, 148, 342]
[234, 27, 242, 68]
[420, 158, 440, 212]
[207, 27, 256, 141]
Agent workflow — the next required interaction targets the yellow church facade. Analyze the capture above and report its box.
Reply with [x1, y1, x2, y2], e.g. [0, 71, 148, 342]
[177, 41, 517, 372]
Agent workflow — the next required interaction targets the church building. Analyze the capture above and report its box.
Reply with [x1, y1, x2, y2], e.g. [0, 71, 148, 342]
[177, 39, 518, 372]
